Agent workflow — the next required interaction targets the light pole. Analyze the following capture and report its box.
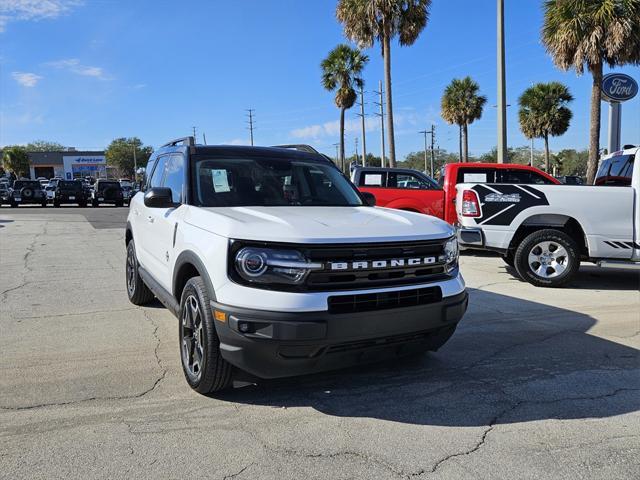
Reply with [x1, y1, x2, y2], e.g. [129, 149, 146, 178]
[497, 0, 508, 163]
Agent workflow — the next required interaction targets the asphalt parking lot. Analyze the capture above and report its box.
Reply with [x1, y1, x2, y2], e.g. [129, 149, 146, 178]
[1, 207, 639, 480]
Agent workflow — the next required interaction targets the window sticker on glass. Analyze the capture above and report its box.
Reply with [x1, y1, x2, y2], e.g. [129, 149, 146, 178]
[364, 174, 383, 186]
[211, 169, 231, 192]
[464, 173, 487, 183]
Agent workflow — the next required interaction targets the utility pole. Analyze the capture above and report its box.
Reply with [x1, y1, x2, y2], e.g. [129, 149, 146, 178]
[354, 137, 359, 165]
[419, 125, 436, 176]
[133, 144, 137, 182]
[246, 109, 255, 146]
[332, 143, 340, 164]
[374, 80, 386, 168]
[497, 0, 508, 163]
[419, 129, 428, 174]
[356, 85, 367, 166]
[192, 126, 197, 140]
[203, 132, 207, 145]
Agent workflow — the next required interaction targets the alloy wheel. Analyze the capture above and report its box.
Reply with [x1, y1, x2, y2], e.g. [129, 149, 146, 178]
[181, 295, 204, 380]
[527, 240, 569, 279]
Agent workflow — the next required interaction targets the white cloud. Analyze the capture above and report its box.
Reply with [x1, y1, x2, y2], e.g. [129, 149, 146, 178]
[289, 112, 424, 140]
[0, 0, 83, 32]
[45, 58, 109, 79]
[11, 71, 42, 87]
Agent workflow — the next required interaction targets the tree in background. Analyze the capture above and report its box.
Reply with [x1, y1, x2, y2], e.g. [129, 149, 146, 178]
[337, 0, 432, 167]
[542, 0, 640, 184]
[556, 149, 589, 177]
[346, 153, 383, 168]
[105, 138, 153, 178]
[2, 146, 30, 178]
[518, 82, 573, 173]
[440, 77, 487, 163]
[24, 140, 69, 152]
[321, 44, 369, 171]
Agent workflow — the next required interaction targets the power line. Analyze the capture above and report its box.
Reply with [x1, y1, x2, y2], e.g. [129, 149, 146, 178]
[373, 80, 386, 168]
[246, 109, 255, 146]
[356, 84, 367, 166]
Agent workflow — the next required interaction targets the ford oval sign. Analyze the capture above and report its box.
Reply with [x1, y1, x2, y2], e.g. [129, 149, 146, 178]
[601, 73, 638, 103]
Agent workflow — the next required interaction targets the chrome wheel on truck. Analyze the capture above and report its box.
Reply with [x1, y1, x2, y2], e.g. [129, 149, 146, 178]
[514, 229, 579, 288]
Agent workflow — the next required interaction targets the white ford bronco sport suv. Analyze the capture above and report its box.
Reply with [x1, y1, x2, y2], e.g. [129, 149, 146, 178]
[456, 146, 640, 287]
[126, 137, 467, 393]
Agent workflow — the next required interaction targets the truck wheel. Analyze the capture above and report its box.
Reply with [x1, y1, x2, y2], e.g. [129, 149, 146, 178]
[179, 276, 232, 394]
[126, 240, 154, 305]
[514, 229, 579, 288]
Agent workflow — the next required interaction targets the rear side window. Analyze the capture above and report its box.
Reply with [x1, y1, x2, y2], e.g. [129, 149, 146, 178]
[595, 154, 634, 186]
[359, 171, 387, 187]
[388, 172, 437, 190]
[498, 169, 555, 185]
[456, 169, 497, 184]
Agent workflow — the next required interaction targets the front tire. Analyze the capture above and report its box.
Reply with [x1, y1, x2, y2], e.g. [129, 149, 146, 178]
[514, 229, 579, 287]
[179, 277, 232, 393]
[126, 240, 154, 305]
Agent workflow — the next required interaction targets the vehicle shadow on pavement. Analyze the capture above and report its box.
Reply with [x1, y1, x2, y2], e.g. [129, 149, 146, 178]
[0, 219, 14, 228]
[218, 287, 640, 426]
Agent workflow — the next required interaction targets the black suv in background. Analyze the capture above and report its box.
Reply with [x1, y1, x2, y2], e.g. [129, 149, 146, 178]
[9, 180, 47, 207]
[91, 179, 124, 207]
[53, 180, 88, 207]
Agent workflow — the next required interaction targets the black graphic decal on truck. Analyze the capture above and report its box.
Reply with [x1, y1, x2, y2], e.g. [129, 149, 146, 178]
[473, 184, 549, 226]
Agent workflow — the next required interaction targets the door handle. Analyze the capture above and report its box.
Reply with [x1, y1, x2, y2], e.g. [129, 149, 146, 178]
[147, 216, 154, 223]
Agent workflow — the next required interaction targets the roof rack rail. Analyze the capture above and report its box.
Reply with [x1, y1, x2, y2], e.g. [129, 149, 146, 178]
[161, 136, 195, 148]
[272, 144, 320, 154]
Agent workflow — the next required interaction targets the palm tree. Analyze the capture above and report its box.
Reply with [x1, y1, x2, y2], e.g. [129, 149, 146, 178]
[440, 77, 487, 163]
[336, 0, 432, 167]
[518, 82, 573, 173]
[2, 146, 30, 178]
[321, 44, 369, 171]
[542, 0, 640, 184]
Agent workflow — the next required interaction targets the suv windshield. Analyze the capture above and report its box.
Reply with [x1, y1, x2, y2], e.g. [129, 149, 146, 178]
[192, 156, 363, 207]
[595, 154, 634, 186]
[58, 180, 82, 190]
[13, 181, 40, 189]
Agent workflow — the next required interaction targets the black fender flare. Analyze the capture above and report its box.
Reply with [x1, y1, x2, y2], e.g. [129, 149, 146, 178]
[173, 250, 217, 302]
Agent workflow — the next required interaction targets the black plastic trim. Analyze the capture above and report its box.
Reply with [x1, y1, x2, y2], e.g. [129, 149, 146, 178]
[173, 250, 217, 302]
[138, 265, 180, 317]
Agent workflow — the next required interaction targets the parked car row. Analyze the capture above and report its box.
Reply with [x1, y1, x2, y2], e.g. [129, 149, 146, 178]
[0, 177, 137, 207]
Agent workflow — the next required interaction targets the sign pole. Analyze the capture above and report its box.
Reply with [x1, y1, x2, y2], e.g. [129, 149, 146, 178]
[607, 102, 621, 153]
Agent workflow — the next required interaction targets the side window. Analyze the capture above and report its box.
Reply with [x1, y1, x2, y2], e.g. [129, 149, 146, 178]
[595, 154, 634, 186]
[359, 171, 386, 187]
[143, 158, 158, 191]
[529, 172, 555, 185]
[498, 170, 531, 184]
[149, 155, 168, 189]
[456, 169, 496, 184]
[161, 154, 185, 203]
[388, 172, 433, 189]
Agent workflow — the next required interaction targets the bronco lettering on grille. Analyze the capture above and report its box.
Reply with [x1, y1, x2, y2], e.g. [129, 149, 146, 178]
[328, 257, 437, 271]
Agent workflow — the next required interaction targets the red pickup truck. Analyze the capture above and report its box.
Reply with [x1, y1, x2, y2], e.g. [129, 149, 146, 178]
[351, 163, 560, 224]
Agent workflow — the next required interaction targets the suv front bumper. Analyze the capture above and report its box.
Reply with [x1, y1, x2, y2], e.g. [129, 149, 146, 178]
[211, 290, 468, 379]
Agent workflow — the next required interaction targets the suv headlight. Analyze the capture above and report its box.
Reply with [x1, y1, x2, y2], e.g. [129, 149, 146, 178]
[234, 247, 322, 286]
[443, 236, 459, 272]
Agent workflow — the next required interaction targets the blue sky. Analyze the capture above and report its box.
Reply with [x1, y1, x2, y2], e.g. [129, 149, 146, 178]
[1, 0, 639, 159]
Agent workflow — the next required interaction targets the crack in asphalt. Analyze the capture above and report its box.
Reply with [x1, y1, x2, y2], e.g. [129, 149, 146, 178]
[0, 223, 44, 301]
[418, 387, 640, 477]
[222, 463, 254, 480]
[0, 308, 167, 412]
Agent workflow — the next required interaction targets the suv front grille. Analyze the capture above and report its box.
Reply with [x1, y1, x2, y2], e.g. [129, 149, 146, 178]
[328, 286, 442, 314]
[304, 240, 448, 290]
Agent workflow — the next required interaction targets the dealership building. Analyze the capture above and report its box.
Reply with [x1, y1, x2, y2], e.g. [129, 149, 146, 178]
[28, 151, 107, 180]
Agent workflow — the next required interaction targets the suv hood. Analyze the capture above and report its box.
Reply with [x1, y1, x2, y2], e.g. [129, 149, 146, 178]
[185, 206, 454, 243]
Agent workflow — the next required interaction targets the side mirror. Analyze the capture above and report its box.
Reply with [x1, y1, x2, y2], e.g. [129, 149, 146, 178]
[361, 191, 376, 207]
[144, 187, 174, 208]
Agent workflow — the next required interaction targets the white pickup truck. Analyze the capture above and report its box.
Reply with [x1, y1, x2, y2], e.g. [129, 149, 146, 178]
[456, 146, 639, 287]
